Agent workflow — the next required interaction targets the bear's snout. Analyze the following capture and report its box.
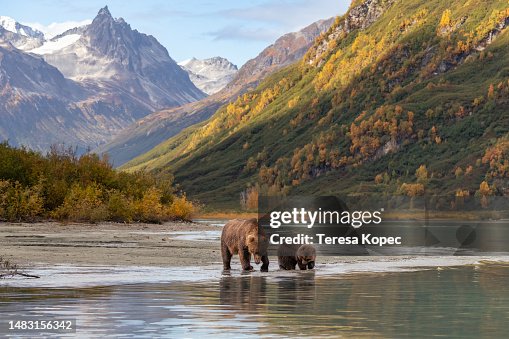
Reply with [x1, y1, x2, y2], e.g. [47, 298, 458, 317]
[254, 254, 262, 264]
[307, 261, 315, 269]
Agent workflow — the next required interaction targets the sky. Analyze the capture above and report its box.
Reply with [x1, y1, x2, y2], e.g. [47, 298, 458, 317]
[2, 0, 350, 67]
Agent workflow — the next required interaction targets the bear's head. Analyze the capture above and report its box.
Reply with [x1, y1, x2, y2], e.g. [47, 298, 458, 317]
[247, 233, 268, 265]
[297, 244, 316, 269]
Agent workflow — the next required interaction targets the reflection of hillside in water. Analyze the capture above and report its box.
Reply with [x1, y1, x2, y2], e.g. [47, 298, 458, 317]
[217, 266, 509, 338]
[1, 264, 509, 337]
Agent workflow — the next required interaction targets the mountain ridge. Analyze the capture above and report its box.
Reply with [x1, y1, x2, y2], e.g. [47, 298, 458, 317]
[122, 0, 509, 208]
[0, 17, 44, 50]
[96, 17, 334, 166]
[0, 7, 205, 152]
[0, 16, 44, 39]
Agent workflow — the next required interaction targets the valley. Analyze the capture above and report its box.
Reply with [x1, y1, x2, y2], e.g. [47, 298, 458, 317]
[121, 0, 509, 209]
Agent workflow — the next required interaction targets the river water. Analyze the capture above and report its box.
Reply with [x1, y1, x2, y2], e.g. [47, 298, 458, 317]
[2, 219, 509, 337]
[1, 260, 509, 338]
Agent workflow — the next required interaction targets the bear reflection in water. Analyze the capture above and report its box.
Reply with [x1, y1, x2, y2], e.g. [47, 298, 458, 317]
[219, 272, 316, 311]
[275, 271, 317, 306]
[220, 275, 268, 312]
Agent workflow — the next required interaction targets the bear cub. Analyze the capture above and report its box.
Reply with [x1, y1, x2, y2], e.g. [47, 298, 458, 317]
[278, 244, 316, 270]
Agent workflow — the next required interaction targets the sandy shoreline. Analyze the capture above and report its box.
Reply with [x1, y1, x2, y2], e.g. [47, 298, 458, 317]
[2, 221, 509, 275]
[0, 221, 223, 268]
[0, 221, 410, 269]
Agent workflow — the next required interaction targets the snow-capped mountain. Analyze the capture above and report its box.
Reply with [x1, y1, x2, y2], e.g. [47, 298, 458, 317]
[0, 16, 44, 39]
[96, 17, 334, 166]
[179, 57, 238, 95]
[0, 16, 88, 53]
[42, 6, 204, 107]
[0, 16, 44, 50]
[0, 7, 205, 152]
[29, 25, 88, 55]
[29, 33, 82, 54]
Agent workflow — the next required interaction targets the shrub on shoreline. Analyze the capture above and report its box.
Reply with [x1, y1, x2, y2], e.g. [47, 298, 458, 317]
[0, 142, 196, 223]
[0, 180, 44, 221]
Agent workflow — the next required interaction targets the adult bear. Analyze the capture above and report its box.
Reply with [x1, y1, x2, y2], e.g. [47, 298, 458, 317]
[221, 219, 269, 272]
[278, 244, 316, 270]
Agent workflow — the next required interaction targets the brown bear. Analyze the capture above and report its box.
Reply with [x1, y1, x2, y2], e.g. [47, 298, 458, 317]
[221, 219, 269, 272]
[278, 244, 316, 270]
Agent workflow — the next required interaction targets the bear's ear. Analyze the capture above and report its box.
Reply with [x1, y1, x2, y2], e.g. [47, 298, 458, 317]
[248, 235, 256, 243]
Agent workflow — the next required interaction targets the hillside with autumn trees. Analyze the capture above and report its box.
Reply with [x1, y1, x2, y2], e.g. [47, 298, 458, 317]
[123, 0, 509, 209]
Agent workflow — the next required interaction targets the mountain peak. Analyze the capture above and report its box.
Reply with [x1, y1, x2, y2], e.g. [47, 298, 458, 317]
[178, 56, 238, 95]
[84, 5, 139, 62]
[0, 16, 44, 39]
[97, 6, 112, 17]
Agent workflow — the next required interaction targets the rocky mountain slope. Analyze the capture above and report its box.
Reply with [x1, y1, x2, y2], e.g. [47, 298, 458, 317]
[228, 18, 335, 92]
[0, 42, 90, 149]
[179, 57, 238, 95]
[0, 7, 205, 151]
[96, 17, 334, 166]
[123, 0, 509, 208]
[43, 6, 205, 108]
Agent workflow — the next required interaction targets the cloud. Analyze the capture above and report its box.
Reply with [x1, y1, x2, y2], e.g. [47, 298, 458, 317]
[215, 0, 346, 31]
[207, 25, 283, 41]
[206, 0, 348, 43]
[24, 19, 92, 39]
[126, 7, 192, 21]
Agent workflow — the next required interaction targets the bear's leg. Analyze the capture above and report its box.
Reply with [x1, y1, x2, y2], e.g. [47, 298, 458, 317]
[239, 248, 253, 271]
[260, 255, 269, 272]
[297, 260, 307, 270]
[278, 256, 296, 270]
[221, 243, 232, 270]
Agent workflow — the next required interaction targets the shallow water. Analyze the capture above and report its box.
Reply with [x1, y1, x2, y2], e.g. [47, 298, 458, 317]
[193, 219, 227, 227]
[169, 230, 221, 241]
[1, 262, 509, 338]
